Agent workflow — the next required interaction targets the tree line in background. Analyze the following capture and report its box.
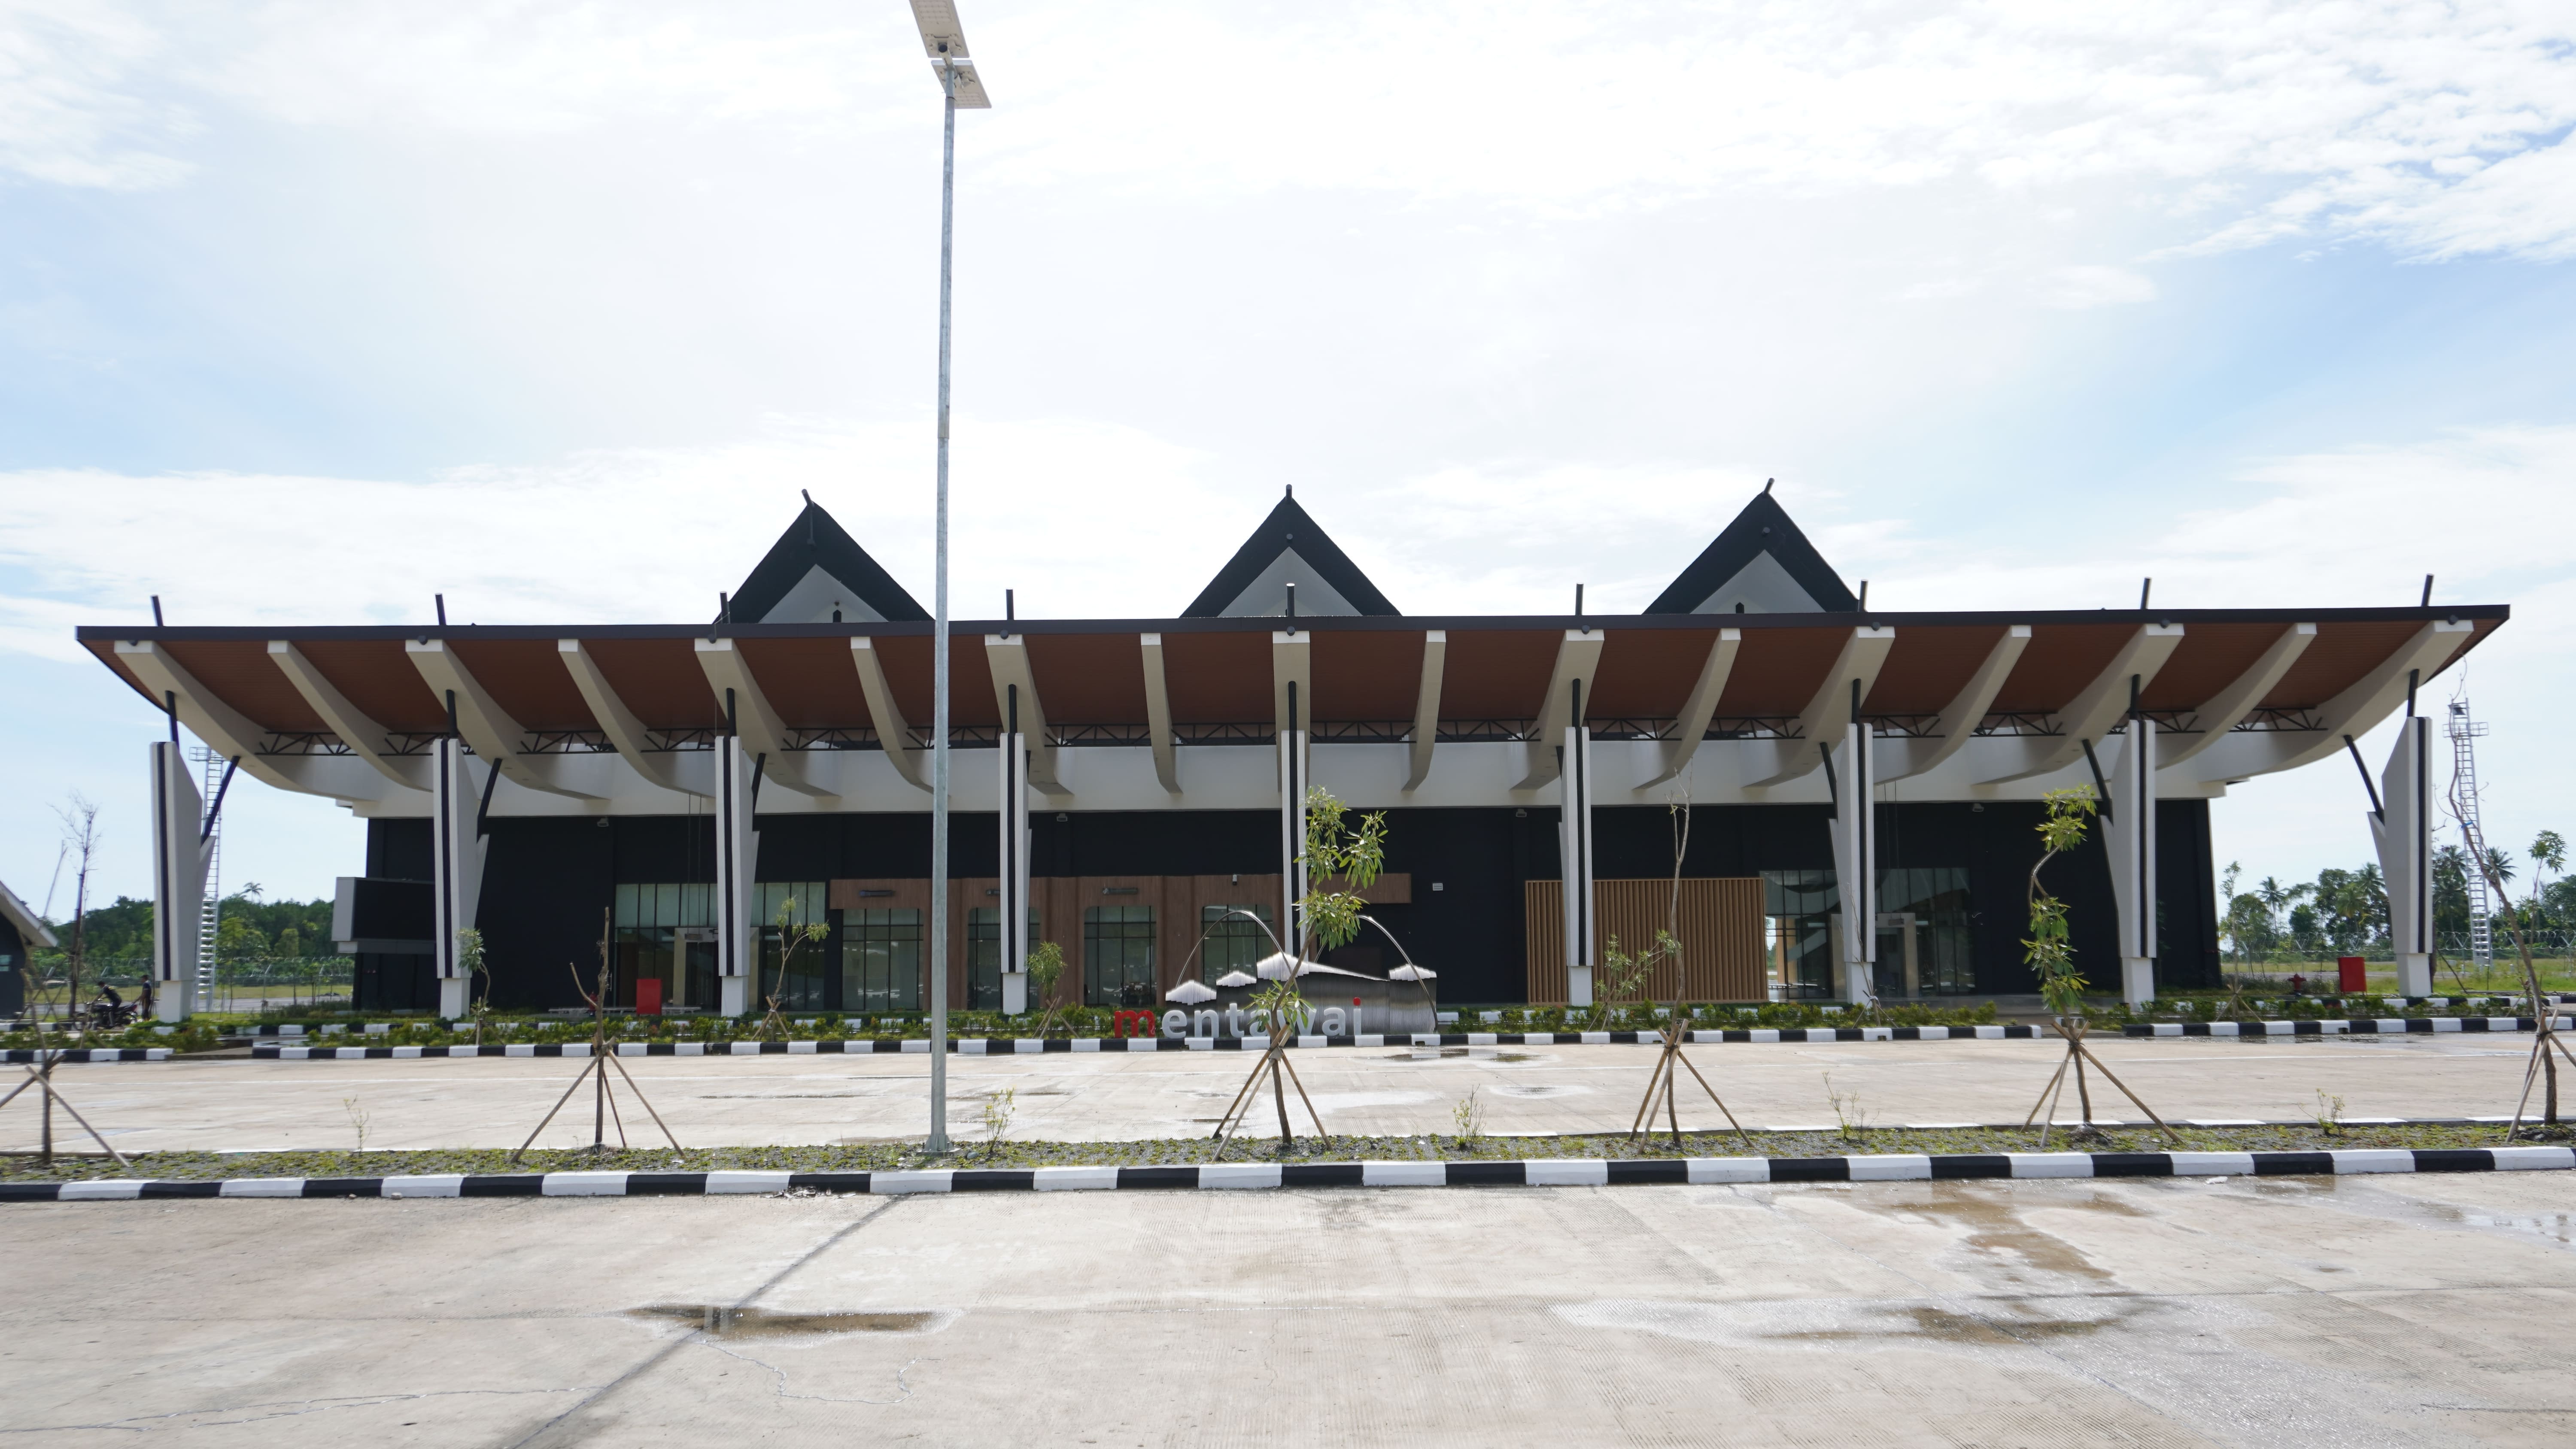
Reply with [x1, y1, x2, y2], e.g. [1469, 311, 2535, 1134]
[34, 888, 335, 968]
[2221, 831, 2570, 961]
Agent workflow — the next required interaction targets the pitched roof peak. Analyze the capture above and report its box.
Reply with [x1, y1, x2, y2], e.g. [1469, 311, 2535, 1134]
[1643, 488, 1857, 615]
[1182, 493, 1398, 618]
[728, 497, 928, 624]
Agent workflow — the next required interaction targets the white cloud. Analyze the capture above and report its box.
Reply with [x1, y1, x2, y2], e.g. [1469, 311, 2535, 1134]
[188, 1, 908, 135]
[2038, 265, 2158, 309]
[0, 413, 1248, 658]
[0, 0, 191, 188]
[10, 2, 2566, 261]
[6, 3, 2575, 260]
[1826, 426, 2576, 615]
[20, 418, 2564, 656]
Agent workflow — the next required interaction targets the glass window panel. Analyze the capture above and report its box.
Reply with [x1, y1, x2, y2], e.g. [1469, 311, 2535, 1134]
[1878, 866, 1975, 995]
[1763, 870, 1837, 917]
[1197, 903, 1274, 977]
[753, 881, 830, 1010]
[754, 882, 827, 930]
[1761, 871, 1838, 998]
[841, 908, 923, 1014]
[1084, 905, 1157, 1008]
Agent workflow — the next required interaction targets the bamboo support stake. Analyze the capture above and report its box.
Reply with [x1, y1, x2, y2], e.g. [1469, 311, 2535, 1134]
[2073, 1040, 2179, 1140]
[510, 1064, 594, 1165]
[607, 1052, 685, 1153]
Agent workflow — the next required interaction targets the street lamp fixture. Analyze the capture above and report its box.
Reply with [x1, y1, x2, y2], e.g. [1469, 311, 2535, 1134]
[909, 1, 991, 108]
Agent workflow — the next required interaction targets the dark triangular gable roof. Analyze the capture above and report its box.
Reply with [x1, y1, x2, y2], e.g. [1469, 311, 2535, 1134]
[1182, 489, 1400, 617]
[1643, 487, 1859, 614]
[727, 496, 930, 624]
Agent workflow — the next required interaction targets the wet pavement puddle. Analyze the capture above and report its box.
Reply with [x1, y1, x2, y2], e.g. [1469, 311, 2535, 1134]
[632, 1304, 942, 1337]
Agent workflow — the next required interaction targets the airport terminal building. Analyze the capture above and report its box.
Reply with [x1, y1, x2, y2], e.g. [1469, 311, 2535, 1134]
[80, 491, 2497, 1019]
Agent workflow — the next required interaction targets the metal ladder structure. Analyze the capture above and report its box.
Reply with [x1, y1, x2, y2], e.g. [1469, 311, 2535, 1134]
[2446, 697, 2494, 976]
[193, 745, 224, 1012]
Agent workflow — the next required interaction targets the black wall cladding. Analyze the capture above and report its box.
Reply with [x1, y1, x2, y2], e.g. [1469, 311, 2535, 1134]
[410, 795, 2218, 1008]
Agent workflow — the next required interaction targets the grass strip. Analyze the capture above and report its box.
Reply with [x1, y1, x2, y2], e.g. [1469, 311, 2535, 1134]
[7, 1120, 2571, 1183]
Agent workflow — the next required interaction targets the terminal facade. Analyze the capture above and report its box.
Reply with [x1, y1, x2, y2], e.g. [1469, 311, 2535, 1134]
[81, 490, 2491, 1019]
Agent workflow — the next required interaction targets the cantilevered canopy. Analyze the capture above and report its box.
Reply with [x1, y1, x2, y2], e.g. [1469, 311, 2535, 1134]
[80, 602, 2502, 806]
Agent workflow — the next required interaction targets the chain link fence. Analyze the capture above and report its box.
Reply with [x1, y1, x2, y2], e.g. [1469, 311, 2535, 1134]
[22, 955, 355, 1016]
[2220, 932, 2576, 993]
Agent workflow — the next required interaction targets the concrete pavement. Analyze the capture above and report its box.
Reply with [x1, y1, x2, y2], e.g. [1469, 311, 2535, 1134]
[2, 1033, 2562, 1155]
[5, 1170, 2575, 1444]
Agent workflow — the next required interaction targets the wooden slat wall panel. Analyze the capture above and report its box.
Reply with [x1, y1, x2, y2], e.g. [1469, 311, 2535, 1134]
[1526, 882, 1565, 1004]
[1524, 878, 1766, 1004]
[1039, 877, 1082, 1012]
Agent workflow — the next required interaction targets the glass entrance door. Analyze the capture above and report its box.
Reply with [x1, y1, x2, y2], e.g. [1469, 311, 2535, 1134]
[1872, 912, 1918, 999]
[674, 927, 717, 1010]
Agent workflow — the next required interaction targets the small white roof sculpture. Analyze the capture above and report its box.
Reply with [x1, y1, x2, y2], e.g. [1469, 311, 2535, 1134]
[1164, 978, 1218, 1005]
[1211, 970, 1258, 988]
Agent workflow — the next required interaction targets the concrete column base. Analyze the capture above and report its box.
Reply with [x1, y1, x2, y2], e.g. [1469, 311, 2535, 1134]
[1566, 965, 1593, 1009]
[2397, 952, 2433, 998]
[720, 977, 749, 1017]
[1001, 973, 1026, 1016]
[154, 989, 189, 1024]
[2121, 955, 2155, 1008]
[1835, 958, 1876, 1009]
[438, 978, 469, 1020]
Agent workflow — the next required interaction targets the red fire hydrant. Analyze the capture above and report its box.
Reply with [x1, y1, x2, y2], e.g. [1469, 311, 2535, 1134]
[2288, 973, 2306, 995]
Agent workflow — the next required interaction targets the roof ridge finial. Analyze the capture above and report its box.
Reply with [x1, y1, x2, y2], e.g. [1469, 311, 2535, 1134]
[1762, 478, 1774, 495]
[1285, 484, 1294, 499]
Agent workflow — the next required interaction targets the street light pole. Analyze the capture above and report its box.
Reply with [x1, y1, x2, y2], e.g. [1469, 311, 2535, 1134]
[911, 2, 988, 1156]
[929, 50, 955, 1155]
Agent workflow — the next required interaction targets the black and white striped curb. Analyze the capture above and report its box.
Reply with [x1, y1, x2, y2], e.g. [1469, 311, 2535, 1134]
[9, 1145, 2571, 1203]
[247, 1026, 2060, 1059]
[20, 1016, 2570, 1064]
[2125, 1017, 2574, 1037]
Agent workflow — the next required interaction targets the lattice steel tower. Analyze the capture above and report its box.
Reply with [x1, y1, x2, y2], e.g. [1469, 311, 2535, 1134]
[2446, 696, 2494, 976]
[192, 744, 224, 1010]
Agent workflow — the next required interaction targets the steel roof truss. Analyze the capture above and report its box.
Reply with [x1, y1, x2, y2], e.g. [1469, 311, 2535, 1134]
[1886, 625, 2030, 782]
[558, 640, 698, 796]
[1643, 628, 1741, 787]
[267, 640, 427, 792]
[690, 640, 832, 799]
[1743, 627, 1896, 789]
[1974, 624, 2184, 786]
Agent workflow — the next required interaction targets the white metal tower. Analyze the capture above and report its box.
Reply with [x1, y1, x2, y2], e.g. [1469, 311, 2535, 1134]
[2445, 696, 2494, 976]
[192, 745, 224, 1011]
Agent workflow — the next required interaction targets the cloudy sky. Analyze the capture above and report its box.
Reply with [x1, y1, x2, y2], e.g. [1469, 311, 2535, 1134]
[3, 0, 2573, 914]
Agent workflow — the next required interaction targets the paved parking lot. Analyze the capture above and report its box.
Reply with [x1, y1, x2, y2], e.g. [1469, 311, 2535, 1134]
[0, 1033, 2561, 1155]
[4, 1167, 2574, 1445]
